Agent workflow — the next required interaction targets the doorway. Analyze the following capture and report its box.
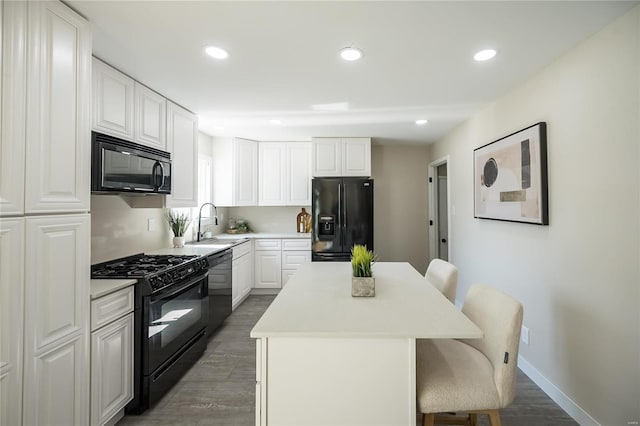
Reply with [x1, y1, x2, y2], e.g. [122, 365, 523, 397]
[428, 156, 450, 262]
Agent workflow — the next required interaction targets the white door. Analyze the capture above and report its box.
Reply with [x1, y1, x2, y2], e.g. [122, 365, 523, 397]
[232, 258, 241, 309]
[166, 101, 198, 207]
[0, 218, 24, 426]
[25, 0, 91, 213]
[92, 58, 135, 140]
[91, 313, 134, 426]
[254, 251, 282, 288]
[0, 0, 27, 216]
[258, 143, 286, 205]
[134, 82, 166, 150]
[239, 251, 253, 298]
[287, 142, 312, 205]
[341, 138, 371, 177]
[437, 171, 449, 261]
[23, 214, 90, 426]
[312, 138, 340, 177]
[234, 138, 258, 206]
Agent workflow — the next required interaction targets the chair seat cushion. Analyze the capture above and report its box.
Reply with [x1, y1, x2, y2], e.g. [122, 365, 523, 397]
[416, 339, 501, 413]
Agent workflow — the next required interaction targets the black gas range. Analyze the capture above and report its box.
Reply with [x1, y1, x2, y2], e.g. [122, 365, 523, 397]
[91, 253, 210, 413]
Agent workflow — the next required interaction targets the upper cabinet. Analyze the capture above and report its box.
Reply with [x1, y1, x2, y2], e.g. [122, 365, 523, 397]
[259, 142, 311, 206]
[23, 0, 92, 214]
[212, 137, 258, 207]
[134, 83, 166, 150]
[92, 58, 135, 141]
[312, 137, 371, 177]
[0, 0, 27, 216]
[92, 60, 167, 151]
[166, 101, 198, 208]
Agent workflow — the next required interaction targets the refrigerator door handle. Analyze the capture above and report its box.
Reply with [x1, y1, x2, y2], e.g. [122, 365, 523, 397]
[338, 183, 342, 248]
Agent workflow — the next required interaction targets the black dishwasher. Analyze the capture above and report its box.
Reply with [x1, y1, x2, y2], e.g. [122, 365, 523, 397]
[205, 249, 233, 336]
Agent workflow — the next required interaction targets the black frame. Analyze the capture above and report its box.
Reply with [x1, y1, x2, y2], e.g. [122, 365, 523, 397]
[473, 122, 548, 225]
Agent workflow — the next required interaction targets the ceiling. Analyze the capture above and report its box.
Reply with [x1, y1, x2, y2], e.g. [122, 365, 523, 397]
[69, 1, 636, 144]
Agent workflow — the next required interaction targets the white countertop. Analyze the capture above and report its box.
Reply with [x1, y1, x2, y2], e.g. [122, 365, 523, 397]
[90, 278, 136, 300]
[250, 262, 483, 339]
[214, 232, 311, 239]
[146, 245, 232, 256]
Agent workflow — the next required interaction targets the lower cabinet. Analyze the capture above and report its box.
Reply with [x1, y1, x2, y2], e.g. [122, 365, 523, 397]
[254, 238, 311, 289]
[90, 286, 134, 426]
[232, 241, 253, 310]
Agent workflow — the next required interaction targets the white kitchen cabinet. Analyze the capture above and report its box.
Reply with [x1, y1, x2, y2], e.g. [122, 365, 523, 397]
[0, 0, 26, 217]
[91, 309, 134, 426]
[0, 218, 24, 426]
[23, 213, 90, 426]
[25, 0, 91, 214]
[134, 82, 166, 150]
[281, 239, 311, 287]
[312, 137, 371, 177]
[232, 241, 253, 310]
[166, 101, 198, 208]
[258, 142, 311, 206]
[259, 143, 287, 205]
[254, 250, 282, 289]
[212, 137, 259, 207]
[92, 57, 135, 141]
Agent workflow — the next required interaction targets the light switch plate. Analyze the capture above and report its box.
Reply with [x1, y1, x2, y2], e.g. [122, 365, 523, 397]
[148, 218, 157, 232]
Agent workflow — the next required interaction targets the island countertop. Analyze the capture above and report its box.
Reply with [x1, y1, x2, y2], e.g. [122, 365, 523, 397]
[250, 262, 482, 339]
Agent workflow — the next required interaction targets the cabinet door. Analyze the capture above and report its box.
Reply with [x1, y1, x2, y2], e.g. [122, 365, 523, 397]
[91, 313, 134, 426]
[24, 334, 89, 426]
[341, 138, 371, 177]
[134, 82, 166, 150]
[312, 138, 341, 177]
[259, 143, 286, 206]
[234, 138, 258, 206]
[0, 218, 24, 426]
[232, 257, 241, 310]
[0, 1, 26, 216]
[23, 214, 90, 426]
[25, 1, 91, 213]
[166, 101, 198, 207]
[254, 250, 281, 289]
[281, 250, 311, 270]
[286, 142, 311, 205]
[92, 58, 134, 140]
[239, 251, 253, 297]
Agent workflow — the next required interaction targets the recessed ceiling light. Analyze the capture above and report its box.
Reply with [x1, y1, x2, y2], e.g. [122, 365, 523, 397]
[416, 119, 428, 125]
[204, 45, 229, 60]
[474, 49, 497, 62]
[269, 119, 282, 125]
[340, 47, 363, 61]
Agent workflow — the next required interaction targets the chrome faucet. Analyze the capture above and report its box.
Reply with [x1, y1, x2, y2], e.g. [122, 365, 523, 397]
[197, 202, 218, 242]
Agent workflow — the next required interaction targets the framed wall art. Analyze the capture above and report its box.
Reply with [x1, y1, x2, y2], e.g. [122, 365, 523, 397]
[474, 122, 548, 225]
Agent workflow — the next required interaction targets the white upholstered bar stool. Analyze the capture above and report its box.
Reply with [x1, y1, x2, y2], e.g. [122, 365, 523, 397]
[425, 259, 458, 303]
[416, 284, 524, 426]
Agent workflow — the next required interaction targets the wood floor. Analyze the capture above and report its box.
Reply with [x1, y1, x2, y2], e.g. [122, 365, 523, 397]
[118, 295, 577, 426]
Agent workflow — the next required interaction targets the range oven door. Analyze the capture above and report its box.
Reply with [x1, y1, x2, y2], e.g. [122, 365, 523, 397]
[143, 272, 208, 375]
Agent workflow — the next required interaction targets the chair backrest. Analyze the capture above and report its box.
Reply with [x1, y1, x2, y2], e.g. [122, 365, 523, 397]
[425, 259, 458, 303]
[460, 284, 523, 408]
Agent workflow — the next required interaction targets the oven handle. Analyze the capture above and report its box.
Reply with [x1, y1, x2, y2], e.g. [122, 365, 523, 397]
[150, 271, 209, 302]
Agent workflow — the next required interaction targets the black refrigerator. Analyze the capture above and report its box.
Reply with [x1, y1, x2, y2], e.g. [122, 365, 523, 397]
[312, 178, 374, 261]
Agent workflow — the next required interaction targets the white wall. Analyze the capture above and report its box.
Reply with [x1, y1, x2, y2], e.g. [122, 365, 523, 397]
[229, 206, 310, 233]
[429, 7, 639, 425]
[371, 144, 430, 274]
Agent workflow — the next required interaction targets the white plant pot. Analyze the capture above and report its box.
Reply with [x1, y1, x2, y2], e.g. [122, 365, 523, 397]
[173, 236, 185, 248]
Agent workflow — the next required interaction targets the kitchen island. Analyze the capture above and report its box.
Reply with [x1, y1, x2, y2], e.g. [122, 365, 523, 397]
[250, 262, 482, 426]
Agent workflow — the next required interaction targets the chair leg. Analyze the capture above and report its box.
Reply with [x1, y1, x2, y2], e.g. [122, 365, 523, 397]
[469, 413, 478, 426]
[486, 410, 501, 426]
[423, 413, 435, 426]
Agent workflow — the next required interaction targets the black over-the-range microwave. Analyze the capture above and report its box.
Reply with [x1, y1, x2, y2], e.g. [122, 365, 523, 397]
[91, 131, 172, 194]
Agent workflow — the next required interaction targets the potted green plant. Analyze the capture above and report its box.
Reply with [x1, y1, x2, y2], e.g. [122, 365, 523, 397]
[351, 244, 376, 297]
[165, 209, 191, 248]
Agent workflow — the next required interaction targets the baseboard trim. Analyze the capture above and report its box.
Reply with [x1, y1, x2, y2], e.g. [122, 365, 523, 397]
[518, 355, 600, 426]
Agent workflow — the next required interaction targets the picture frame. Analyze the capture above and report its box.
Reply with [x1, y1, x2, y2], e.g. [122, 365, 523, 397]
[474, 122, 548, 225]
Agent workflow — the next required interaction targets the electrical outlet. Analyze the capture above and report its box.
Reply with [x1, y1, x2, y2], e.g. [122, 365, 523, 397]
[147, 218, 157, 232]
[521, 325, 529, 345]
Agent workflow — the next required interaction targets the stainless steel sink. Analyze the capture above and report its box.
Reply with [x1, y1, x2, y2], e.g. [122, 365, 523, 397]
[187, 238, 247, 248]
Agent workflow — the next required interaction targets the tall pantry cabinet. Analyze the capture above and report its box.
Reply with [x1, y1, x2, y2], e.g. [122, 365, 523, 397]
[0, 1, 92, 425]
